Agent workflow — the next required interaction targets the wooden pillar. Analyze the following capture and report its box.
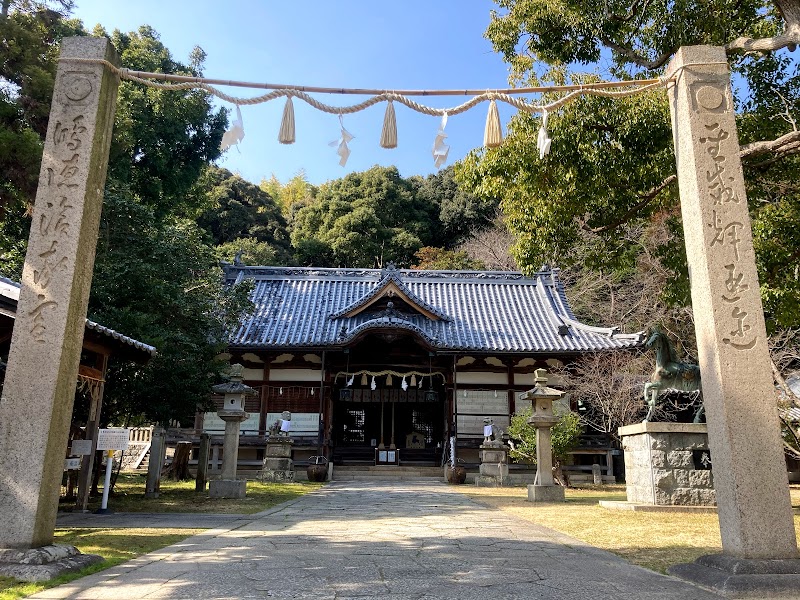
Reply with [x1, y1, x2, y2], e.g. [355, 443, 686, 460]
[76, 355, 107, 512]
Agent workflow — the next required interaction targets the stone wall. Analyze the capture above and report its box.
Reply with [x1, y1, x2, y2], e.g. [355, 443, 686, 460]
[619, 423, 715, 506]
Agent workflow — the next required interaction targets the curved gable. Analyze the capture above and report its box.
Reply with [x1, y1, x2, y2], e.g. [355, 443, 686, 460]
[329, 265, 450, 322]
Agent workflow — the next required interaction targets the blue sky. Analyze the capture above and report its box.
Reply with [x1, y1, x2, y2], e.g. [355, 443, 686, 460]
[71, 1, 519, 186]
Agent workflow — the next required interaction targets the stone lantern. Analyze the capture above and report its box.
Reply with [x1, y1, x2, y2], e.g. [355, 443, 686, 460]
[208, 364, 256, 499]
[519, 368, 565, 502]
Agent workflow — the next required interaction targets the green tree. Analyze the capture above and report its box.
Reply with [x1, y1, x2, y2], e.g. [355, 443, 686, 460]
[507, 408, 582, 486]
[0, 3, 84, 277]
[290, 166, 438, 268]
[192, 166, 291, 263]
[102, 25, 227, 219]
[91, 191, 252, 425]
[458, 0, 800, 328]
[411, 166, 498, 247]
[260, 170, 316, 220]
[412, 246, 486, 270]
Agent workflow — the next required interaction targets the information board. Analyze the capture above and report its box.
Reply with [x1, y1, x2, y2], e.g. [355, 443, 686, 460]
[97, 428, 130, 451]
[70, 439, 93, 455]
[64, 457, 82, 470]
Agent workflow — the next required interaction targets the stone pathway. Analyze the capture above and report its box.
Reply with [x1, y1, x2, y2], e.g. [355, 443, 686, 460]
[36, 480, 722, 599]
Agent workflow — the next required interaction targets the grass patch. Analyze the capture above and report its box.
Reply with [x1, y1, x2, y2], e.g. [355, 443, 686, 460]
[458, 484, 800, 574]
[74, 473, 324, 514]
[0, 528, 202, 600]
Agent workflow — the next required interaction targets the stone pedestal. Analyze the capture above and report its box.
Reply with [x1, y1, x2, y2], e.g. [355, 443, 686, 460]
[619, 422, 716, 507]
[474, 442, 509, 487]
[527, 484, 565, 503]
[258, 437, 295, 482]
[208, 479, 246, 499]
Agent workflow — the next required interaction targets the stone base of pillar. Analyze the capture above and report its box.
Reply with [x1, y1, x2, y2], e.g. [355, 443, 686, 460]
[474, 475, 504, 487]
[0, 545, 103, 582]
[527, 484, 565, 503]
[258, 469, 296, 483]
[208, 479, 246, 499]
[669, 554, 800, 598]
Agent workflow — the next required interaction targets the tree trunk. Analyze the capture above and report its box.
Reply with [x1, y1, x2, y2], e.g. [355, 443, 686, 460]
[163, 441, 193, 481]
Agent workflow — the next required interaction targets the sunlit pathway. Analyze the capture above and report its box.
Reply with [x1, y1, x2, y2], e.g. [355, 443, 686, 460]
[35, 480, 721, 599]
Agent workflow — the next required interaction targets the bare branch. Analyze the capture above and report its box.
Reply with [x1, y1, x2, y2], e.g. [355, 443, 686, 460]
[741, 130, 800, 160]
[604, 0, 656, 23]
[599, 37, 676, 70]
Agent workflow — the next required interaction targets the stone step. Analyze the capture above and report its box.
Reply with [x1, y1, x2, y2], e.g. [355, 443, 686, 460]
[332, 466, 443, 480]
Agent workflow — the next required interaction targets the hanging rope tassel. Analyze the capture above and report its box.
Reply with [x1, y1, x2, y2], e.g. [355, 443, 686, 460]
[380, 100, 398, 149]
[361, 373, 368, 386]
[410, 374, 417, 387]
[386, 373, 393, 386]
[483, 98, 503, 148]
[278, 95, 296, 144]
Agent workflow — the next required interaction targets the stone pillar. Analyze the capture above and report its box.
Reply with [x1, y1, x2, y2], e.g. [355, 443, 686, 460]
[0, 37, 119, 551]
[666, 45, 800, 594]
[208, 364, 254, 499]
[144, 427, 166, 499]
[667, 45, 796, 556]
[520, 369, 565, 503]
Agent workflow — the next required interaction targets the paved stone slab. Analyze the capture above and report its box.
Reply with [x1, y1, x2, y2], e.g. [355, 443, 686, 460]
[35, 481, 723, 599]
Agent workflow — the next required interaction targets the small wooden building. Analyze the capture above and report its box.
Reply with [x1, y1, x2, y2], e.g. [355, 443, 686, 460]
[208, 264, 641, 474]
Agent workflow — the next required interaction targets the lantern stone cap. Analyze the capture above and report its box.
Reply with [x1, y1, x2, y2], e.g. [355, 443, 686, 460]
[518, 368, 565, 401]
[212, 363, 258, 396]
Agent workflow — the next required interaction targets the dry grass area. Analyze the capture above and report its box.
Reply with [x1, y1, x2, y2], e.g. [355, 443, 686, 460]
[458, 484, 800, 574]
[0, 528, 203, 600]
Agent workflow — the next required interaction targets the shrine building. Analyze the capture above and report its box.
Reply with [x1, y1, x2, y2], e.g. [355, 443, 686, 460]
[206, 264, 642, 474]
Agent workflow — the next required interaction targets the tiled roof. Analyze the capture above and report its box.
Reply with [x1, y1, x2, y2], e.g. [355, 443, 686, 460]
[225, 265, 644, 354]
[0, 277, 157, 358]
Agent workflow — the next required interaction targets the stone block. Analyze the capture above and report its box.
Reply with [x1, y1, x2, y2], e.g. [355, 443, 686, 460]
[208, 479, 246, 499]
[474, 476, 502, 487]
[480, 450, 508, 464]
[667, 450, 693, 468]
[258, 470, 295, 483]
[689, 469, 713, 488]
[650, 450, 666, 468]
[654, 487, 671, 505]
[672, 488, 695, 506]
[653, 468, 675, 489]
[266, 442, 293, 458]
[696, 489, 717, 506]
[651, 435, 668, 450]
[527, 484, 565, 503]
[263, 457, 293, 471]
[674, 469, 690, 486]
[479, 463, 509, 478]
